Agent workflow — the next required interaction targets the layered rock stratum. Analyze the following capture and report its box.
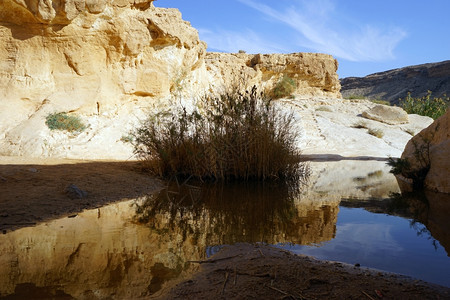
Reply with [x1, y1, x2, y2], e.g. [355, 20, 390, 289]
[340, 60, 450, 103]
[0, 0, 341, 159]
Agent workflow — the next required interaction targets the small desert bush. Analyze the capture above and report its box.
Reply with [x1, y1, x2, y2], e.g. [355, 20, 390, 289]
[371, 99, 390, 106]
[120, 135, 134, 143]
[272, 75, 297, 99]
[368, 128, 384, 138]
[133, 86, 308, 182]
[45, 112, 86, 132]
[387, 136, 432, 189]
[400, 91, 449, 119]
[345, 95, 365, 100]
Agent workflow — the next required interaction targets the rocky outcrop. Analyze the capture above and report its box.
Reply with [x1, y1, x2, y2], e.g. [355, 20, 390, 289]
[0, 0, 207, 158]
[340, 60, 450, 103]
[286, 97, 433, 158]
[202, 52, 341, 98]
[362, 105, 409, 125]
[0, 0, 342, 159]
[400, 109, 450, 193]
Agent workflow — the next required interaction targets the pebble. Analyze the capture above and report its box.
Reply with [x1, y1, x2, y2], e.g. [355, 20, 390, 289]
[65, 184, 88, 199]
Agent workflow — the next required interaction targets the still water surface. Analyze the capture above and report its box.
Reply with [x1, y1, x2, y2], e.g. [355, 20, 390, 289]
[0, 161, 449, 298]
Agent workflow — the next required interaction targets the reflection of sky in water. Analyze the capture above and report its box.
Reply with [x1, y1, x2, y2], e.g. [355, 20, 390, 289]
[279, 207, 450, 288]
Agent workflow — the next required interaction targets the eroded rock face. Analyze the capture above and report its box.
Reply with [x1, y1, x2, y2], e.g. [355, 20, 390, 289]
[0, 0, 340, 159]
[401, 109, 450, 193]
[202, 52, 341, 98]
[0, 1, 206, 158]
[0, 0, 153, 24]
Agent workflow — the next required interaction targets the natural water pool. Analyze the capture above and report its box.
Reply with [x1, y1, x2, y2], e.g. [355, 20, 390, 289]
[278, 205, 450, 287]
[0, 160, 449, 298]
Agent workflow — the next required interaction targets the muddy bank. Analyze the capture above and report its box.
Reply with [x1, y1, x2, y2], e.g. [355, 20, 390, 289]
[0, 156, 162, 232]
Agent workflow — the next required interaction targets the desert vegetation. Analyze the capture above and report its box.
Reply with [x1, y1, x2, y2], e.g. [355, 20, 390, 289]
[400, 91, 449, 119]
[271, 75, 297, 99]
[132, 86, 308, 182]
[387, 136, 432, 189]
[368, 128, 384, 138]
[45, 112, 86, 133]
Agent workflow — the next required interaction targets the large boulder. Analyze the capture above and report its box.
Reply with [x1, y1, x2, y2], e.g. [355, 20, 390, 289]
[362, 105, 409, 125]
[401, 109, 450, 193]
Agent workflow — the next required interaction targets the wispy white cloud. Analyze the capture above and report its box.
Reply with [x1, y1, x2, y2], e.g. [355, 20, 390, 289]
[237, 0, 407, 62]
[198, 28, 289, 54]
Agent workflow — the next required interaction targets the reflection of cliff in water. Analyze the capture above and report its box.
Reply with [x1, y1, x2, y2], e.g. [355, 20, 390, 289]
[0, 199, 200, 299]
[0, 182, 338, 299]
[340, 191, 450, 256]
[135, 181, 339, 247]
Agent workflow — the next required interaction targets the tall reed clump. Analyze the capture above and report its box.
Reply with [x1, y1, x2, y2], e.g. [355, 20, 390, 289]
[133, 86, 308, 182]
[400, 91, 449, 120]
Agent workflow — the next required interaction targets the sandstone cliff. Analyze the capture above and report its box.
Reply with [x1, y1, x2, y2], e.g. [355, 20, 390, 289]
[340, 60, 450, 103]
[0, 0, 341, 159]
[201, 52, 340, 98]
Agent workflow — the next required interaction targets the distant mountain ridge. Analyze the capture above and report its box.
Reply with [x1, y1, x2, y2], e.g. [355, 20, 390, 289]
[340, 60, 450, 104]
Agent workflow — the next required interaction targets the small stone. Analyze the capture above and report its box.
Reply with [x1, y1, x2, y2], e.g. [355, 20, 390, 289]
[354, 263, 360, 267]
[65, 184, 88, 199]
[28, 168, 38, 173]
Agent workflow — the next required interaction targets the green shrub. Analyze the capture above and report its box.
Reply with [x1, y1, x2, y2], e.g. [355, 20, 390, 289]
[45, 112, 86, 132]
[272, 75, 297, 99]
[132, 86, 309, 182]
[400, 91, 449, 119]
[387, 136, 431, 189]
[120, 135, 134, 143]
[345, 95, 365, 100]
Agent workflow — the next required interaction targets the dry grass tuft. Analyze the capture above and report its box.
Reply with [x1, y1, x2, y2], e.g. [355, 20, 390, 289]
[133, 86, 309, 183]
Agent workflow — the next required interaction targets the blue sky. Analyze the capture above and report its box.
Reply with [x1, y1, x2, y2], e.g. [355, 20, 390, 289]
[156, 0, 450, 78]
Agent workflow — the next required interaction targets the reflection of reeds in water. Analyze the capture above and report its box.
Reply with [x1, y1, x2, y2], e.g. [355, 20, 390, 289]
[134, 179, 338, 246]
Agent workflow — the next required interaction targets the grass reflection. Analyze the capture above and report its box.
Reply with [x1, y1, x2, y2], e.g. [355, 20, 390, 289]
[133, 179, 337, 246]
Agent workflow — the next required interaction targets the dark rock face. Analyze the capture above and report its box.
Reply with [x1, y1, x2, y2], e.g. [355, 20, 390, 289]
[340, 60, 450, 104]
